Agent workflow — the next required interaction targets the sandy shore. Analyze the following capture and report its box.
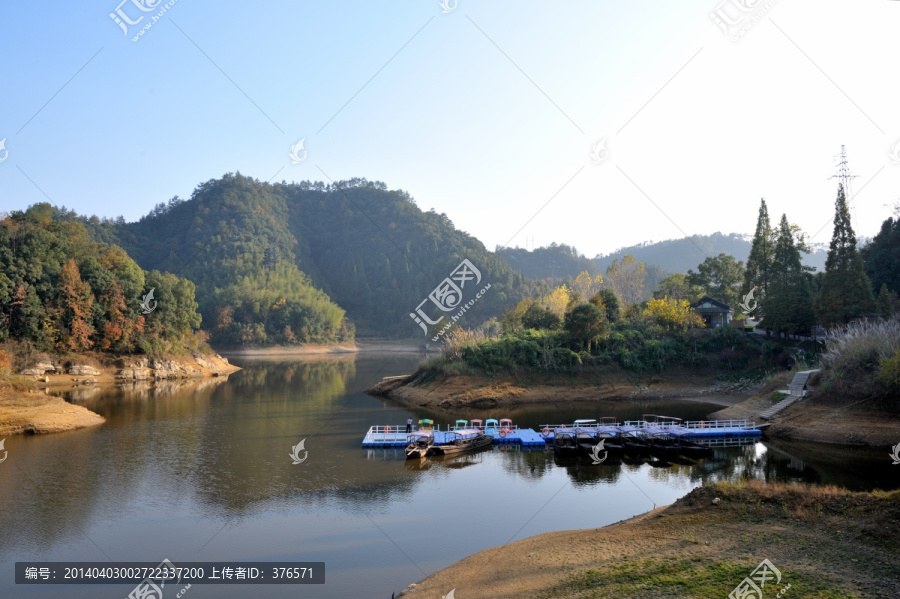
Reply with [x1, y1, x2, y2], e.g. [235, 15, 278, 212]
[0, 385, 105, 435]
[395, 481, 900, 598]
[1, 351, 241, 435]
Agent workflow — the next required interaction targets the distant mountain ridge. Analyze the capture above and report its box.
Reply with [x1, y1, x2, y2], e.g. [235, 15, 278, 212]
[500, 232, 827, 281]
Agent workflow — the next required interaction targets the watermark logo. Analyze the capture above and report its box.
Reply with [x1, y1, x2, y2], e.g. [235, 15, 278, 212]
[127, 558, 190, 599]
[439, 0, 457, 13]
[289, 139, 307, 164]
[0, 138, 8, 164]
[110, 0, 180, 42]
[728, 558, 784, 599]
[410, 259, 491, 340]
[589, 439, 608, 464]
[739, 286, 758, 318]
[0, 439, 7, 464]
[290, 439, 308, 465]
[890, 442, 900, 464]
[140, 288, 157, 314]
[889, 141, 900, 164]
[442, 589, 456, 599]
[590, 139, 608, 164]
[709, 0, 779, 42]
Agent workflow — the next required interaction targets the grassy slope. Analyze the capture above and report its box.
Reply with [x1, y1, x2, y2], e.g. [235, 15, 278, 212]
[399, 481, 900, 599]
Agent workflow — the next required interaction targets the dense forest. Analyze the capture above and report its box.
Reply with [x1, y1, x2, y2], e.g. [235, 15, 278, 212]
[0, 205, 203, 354]
[85, 173, 539, 342]
[496, 243, 599, 280]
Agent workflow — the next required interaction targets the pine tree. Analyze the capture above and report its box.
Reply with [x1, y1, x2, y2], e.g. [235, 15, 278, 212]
[743, 199, 774, 314]
[762, 215, 815, 337]
[814, 184, 875, 327]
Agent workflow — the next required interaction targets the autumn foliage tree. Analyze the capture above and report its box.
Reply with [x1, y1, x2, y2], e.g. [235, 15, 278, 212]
[0, 205, 204, 354]
[57, 259, 95, 351]
[643, 297, 704, 330]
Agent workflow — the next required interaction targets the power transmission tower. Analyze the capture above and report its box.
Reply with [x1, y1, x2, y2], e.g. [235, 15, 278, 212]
[830, 145, 859, 227]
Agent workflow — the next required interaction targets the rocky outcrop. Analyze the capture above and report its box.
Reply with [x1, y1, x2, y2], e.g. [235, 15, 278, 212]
[68, 365, 101, 376]
[20, 359, 61, 376]
[115, 367, 152, 381]
[19, 352, 238, 384]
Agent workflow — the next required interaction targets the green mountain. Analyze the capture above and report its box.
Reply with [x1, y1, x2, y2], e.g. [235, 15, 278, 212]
[495, 243, 599, 280]
[87, 173, 535, 341]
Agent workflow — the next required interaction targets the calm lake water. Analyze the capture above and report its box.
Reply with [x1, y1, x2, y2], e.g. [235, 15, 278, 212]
[1, 353, 896, 598]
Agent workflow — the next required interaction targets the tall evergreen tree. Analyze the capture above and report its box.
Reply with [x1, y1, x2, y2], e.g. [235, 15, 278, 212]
[814, 184, 875, 327]
[743, 199, 774, 317]
[861, 208, 900, 295]
[762, 215, 815, 336]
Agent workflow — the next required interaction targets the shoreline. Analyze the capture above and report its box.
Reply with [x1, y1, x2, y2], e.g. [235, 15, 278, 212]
[370, 368, 900, 447]
[394, 480, 900, 598]
[366, 368, 761, 411]
[216, 340, 439, 356]
[0, 351, 241, 436]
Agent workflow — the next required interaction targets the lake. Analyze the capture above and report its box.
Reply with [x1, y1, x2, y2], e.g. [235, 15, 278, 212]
[0, 353, 896, 598]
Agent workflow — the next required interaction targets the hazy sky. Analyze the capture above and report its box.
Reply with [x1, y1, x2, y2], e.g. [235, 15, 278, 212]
[2, 0, 898, 258]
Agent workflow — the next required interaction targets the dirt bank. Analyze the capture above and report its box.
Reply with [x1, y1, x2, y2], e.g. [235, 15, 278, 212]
[0, 384, 105, 435]
[1, 351, 241, 435]
[709, 372, 900, 447]
[367, 368, 761, 411]
[396, 481, 900, 598]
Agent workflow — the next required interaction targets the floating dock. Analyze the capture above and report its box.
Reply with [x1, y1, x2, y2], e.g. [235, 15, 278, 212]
[361, 419, 760, 448]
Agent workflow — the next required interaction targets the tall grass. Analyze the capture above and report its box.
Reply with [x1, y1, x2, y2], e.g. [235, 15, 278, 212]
[440, 328, 490, 362]
[819, 316, 900, 397]
[821, 317, 900, 375]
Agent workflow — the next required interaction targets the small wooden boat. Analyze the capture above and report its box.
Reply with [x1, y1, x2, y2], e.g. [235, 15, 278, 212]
[553, 427, 579, 453]
[618, 427, 652, 454]
[578, 430, 623, 453]
[646, 431, 682, 457]
[405, 431, 435, 459]
[670, 435, 713, 458]
[429, 429, 493, 456]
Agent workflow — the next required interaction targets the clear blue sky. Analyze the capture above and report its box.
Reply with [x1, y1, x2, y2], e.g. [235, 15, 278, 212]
[2, 0, 898, 258]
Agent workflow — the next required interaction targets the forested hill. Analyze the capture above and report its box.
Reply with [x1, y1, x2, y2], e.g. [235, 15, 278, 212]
[0, 205, 203, 354]
[495, 243, 599, 280]
[88, 173, 534, 340]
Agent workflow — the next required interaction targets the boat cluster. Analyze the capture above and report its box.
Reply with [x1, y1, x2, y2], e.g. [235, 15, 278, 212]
[404, 418, 508, 459]
[548, 417, 712, 462]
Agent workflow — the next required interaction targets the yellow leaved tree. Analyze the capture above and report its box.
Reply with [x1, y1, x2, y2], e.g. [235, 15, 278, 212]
[643, 297, 704, 330]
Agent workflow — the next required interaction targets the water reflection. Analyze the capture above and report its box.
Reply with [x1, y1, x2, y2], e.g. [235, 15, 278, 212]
[1, 354, 897, 599]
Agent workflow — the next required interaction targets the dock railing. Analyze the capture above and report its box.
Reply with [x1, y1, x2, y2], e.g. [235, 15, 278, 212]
[620, 418, 756, 430]
[681, 419, 756, 430]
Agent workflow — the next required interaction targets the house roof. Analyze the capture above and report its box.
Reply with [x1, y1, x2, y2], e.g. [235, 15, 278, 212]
[691, 296, 732, 311]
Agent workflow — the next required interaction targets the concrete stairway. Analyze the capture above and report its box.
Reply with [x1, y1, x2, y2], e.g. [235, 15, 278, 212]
[759, 369, 819, 420]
